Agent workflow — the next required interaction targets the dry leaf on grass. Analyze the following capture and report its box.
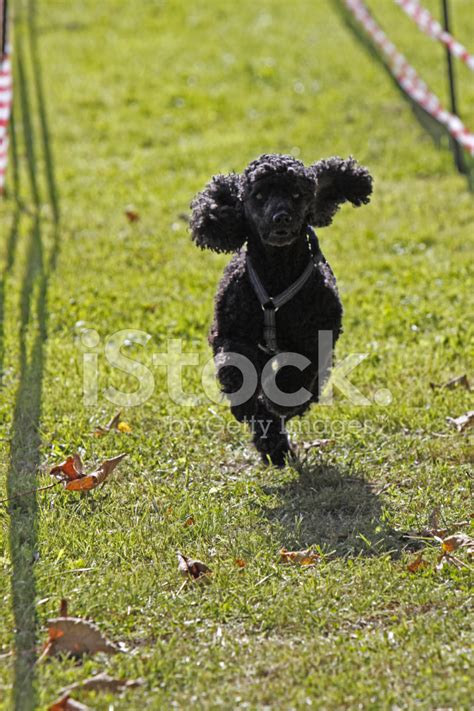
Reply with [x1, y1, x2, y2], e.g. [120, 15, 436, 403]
[48, 694, 91, 711]
[183, 515, 195, 527]
[125, 206, 140, 222]
[403, 512, 474, 572]
[423, 523, 471, 538]
[234, 558, 246, 568]
[430, 374, 471, 391]
[177, 551, 212, 584]
[301, 439, 334, 451]
[40, 617, 121, 660]
[446, 411, 474, 433]
[407, 553, 430, 573]
[441, 533, 474, 555]
[436, 533, 474, 571]
[50, 453, 127, 491]
[93, 411, 132, 437]
[279, 548, 321, 566]
[50, 454, 84, 481]
[61, 672, 144, 695]
[404, 512, 472, 541]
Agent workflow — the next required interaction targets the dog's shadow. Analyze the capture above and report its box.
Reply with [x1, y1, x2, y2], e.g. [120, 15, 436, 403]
[262, 456, 412, 557]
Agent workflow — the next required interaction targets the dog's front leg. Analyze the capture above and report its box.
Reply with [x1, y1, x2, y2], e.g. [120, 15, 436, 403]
[250, 398, 292, 467]
[212, 339, 260, 422]
[261, 354, 318, 420]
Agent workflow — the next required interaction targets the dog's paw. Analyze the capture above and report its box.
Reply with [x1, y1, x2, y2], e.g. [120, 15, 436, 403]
[260, 437, 294, 468]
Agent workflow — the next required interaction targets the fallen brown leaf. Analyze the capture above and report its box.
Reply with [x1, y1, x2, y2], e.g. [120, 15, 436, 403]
[234, 558, 246, 568]
[93, 411, 121, 437]
[125, 206, 140, 222]
[279, 547, 321, 566]
[436, 550, 472, 571]
[50, 453, 127, 491]
[302, 439, 334, 451]
[40, 617, 121, 660]
[50, 454, 84, 481]
[61, 672, 144, 695]
[93, 411, 132, 437]
[430, 374, 471, 391]
[65, 454, 127, 491]
[183, 515, 195, 527]
[177, 551, 212, 583]
[407, 553, 429, 573]
[441, 533, 474, 555]
[48, 694, 91, 711]
[446, 411, 474, 433]
[403, 514, 472, 542]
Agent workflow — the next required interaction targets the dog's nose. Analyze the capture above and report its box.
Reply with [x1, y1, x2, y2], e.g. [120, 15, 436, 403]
[272, 211, 292, 226]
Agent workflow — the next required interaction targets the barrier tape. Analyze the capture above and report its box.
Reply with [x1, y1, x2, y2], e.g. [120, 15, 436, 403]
[395, 0, 474, 73]
[0, 44, 12, 193]
[343, 0, 474, 156]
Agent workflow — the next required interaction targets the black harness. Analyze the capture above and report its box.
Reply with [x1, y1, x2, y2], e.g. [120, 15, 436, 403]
[246, 227, 320, 355]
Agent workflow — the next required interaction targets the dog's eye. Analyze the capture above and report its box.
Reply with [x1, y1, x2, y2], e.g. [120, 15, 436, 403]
[292, 193, 300, 199]
[255, 193, 263, 201]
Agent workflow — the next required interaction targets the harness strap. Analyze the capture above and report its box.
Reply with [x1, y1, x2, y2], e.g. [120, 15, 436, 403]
[272, 260, 315, 309]
[246, 227, 319, 354]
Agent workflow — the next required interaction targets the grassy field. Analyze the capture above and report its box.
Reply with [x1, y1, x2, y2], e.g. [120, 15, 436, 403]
[0, 0, 473, 708]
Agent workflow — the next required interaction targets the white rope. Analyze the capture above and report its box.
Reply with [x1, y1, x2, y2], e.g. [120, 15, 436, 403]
[344, 0, 474, 155]
[395, 0, 474, 73]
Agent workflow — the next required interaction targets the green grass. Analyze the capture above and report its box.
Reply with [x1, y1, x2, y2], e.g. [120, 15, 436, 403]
[0, 0, 473, 708]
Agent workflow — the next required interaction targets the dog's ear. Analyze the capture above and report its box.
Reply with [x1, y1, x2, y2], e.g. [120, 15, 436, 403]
[308, 157, 373, 227]
[190, 173, 247, 253]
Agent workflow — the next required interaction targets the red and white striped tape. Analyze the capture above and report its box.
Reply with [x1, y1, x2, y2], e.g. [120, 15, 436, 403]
[395, 0, 474, 73]
[0, 44, 12, 193]
[344, 0, 474, 156]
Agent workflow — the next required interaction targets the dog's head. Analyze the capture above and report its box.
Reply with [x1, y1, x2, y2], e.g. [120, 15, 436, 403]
[241, 155, 317, 247]
[190, 153, 373, 253]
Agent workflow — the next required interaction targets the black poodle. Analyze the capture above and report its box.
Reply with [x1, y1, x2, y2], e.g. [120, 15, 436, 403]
[191, 154, 373, 465]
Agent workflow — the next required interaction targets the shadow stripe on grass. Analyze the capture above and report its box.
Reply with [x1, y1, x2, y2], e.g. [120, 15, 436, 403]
[6, 3, 60, 708]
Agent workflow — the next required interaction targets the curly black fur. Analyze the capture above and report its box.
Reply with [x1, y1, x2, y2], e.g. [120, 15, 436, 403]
[190, 173, 246, 253]
[309, 156, 373, 227]
[190, 154, 373, 465]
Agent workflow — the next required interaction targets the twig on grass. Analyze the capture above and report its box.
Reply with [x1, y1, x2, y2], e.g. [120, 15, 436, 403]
[0, 481, 60, 505]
